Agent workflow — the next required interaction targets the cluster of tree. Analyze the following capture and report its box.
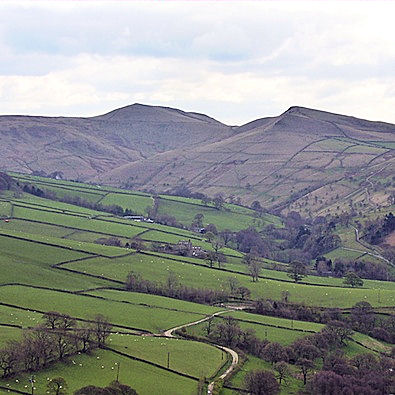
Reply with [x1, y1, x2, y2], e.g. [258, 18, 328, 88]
[207, 315, 378, 391]
[74, 381, 138, 395]
[226, 277, 251, 300]
[0, 172, 15, 191]
[95, 237, 122, 247]
[263, 214, 341, 262]
[208, 213, 342, 270]
[125, 271, 230, 305]
[308, 351, 394, 394]
[252, 299, 395, 343]
[364, 212, 395, 245]
[163, 184, 246, 208]
[329, 258, 393, 281]
[245, 350, 394, 394]
[167, 185, 208, 201]
[0, 312, 112, 378]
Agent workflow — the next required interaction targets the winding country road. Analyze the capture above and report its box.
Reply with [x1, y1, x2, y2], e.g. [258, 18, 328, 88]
[351, 226, 392, 266]
[162, 310, 240, 394]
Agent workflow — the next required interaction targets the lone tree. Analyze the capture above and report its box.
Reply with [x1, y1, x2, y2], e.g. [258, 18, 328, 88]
[343, 271, 363, 288]
[47, 377, 68, 395]
[205, 251, 218, 268]
[91, 315, 112, 347]
[287, 261, 308, 283]
[244, 369, 280, 395]
[322, 320, 353, 346]
[274, 361, 291, 385]
[249, 260, 262, 282]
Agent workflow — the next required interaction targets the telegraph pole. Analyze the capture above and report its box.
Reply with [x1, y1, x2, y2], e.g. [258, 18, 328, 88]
[116, 362, 120, 382]
[29, 375, 34, 395]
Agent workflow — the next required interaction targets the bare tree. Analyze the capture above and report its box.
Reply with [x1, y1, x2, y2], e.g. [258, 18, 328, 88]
[287, 261, 308, 283]
[249, 260, 262, 282]
[91, 315, 112, 347]
[244, 369, 280, 395]
[0, 342, 19, 378]
[274, 361, 291, 385]
[227, 277, 240, 295]
[47, 377, 68, 395]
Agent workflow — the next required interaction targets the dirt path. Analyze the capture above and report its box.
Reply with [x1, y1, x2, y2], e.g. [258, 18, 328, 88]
[163, 310, 229, 337]
[162, 310, 240, 394]
[351, 227, 392, 266]
[207, 345, 238, 394]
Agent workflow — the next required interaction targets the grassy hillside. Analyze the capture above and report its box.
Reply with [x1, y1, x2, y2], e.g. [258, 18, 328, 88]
[0, 176, 394, 394]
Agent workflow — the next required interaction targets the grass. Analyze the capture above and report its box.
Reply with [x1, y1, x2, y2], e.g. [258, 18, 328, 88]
[0, 305, 45, 328]
[85, 289, 222, 316]
[0, 226, 131, 257]
[109, 333, 223, 378]
[0, 348, 198, 395]
[157, 198, 259, 231]
[0, 326, 24, 348]
[65, 253, 395, 308]
[0, 200, 12, 217]
[2, 173, 392, 394]
[13, 172, 279, 234]
[0, 285, 211, 333]
[99, 193, 154, 214]
[0, 218, 74, 238]
[0, 231, 90, 265]
[12, 205, 146, 239]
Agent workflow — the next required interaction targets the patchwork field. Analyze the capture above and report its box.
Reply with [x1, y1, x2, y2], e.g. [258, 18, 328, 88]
[0, 175, 394, 394]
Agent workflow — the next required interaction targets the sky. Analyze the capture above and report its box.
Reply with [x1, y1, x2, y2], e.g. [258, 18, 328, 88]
[0, 0, 395, 125]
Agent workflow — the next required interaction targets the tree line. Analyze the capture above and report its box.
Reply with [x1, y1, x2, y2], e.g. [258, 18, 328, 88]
[252, 299, 395, 344]
[125, 271, 231, 305]
[0, 312, 112, 379]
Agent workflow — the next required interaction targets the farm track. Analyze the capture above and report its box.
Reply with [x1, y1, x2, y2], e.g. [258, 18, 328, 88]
[162, 310, 241, 394]
[351, 226, 392, 266]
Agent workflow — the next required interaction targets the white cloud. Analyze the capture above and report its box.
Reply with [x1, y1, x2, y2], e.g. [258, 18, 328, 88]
[0, 1, 394, 124]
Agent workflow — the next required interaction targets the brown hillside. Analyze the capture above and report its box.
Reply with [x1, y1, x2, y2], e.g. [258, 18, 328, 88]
[1, 104, 394, 215]
[95, 106, 395, 215]
[0, 103, 233, 180]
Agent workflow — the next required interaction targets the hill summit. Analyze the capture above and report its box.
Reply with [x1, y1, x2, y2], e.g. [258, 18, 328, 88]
[0, 104, 394, 215]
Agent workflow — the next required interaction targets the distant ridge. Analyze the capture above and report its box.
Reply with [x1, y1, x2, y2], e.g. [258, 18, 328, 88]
[0, 103, 394, 214]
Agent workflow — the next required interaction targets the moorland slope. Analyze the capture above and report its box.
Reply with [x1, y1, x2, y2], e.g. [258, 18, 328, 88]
[1, 104, 394, 215]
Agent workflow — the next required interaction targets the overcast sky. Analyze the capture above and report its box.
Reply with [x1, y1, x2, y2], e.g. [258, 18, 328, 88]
[1, 0, 395, 125]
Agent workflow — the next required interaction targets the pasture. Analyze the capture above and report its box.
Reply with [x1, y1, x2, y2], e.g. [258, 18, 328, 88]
[0, 285, 218, 333]
[0, 174, 394, 394]
[1, 348, 199, 395]
[65, 253, 395, 308]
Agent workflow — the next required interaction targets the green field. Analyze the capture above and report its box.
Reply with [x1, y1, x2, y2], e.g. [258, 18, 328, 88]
[65, 253, 395, 307]
[1, 348, 199, 395]
[0, 285, 217, 333]
[157, 197, 275, 231]
[0, 173, 393, 394]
